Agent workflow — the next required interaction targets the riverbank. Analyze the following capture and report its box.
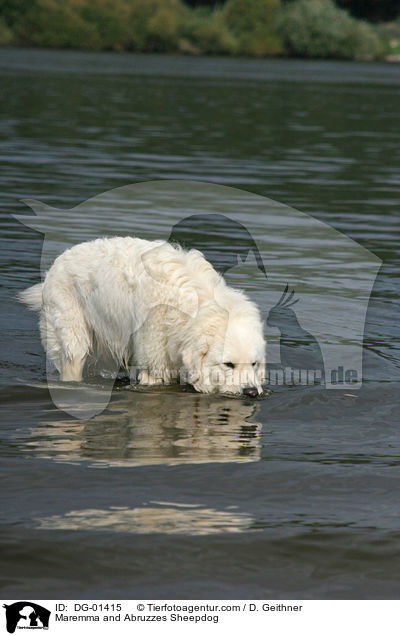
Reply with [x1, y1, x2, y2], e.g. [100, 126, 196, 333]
[1, 0, 399, 62]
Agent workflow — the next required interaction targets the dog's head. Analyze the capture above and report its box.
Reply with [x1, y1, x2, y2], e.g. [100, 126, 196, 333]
[181, 301, 265, 396]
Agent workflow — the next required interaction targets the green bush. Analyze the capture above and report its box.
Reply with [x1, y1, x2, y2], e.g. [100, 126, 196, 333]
[223, 0, 281, 35]
[80, 0, 133, 51]
[278, 0, 382, 59]
[238, 27, 283, 56]
[376, 19, 400, 57]
[0, 0, 385, 59]
[348, 20, 383, 59]
[178, 9, 237, 55]
[11, 0, 186, 51]
[0, 16, 14, 44]
[18, 0, 101, 49]
[127, 0, 185, 52]
[0, 0, 36, 28]
[223, 0, 283, 55]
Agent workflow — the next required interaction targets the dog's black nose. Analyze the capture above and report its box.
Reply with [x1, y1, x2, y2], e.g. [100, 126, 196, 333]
[242, 387, 258, 398]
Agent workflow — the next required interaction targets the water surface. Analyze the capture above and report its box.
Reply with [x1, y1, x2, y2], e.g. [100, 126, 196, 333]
[0, 48, 399, 599]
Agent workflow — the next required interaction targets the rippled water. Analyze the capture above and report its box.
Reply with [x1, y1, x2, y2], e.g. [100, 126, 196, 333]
[0, 48, 399, 599]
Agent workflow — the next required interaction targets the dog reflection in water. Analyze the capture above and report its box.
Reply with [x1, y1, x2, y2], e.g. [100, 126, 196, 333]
[29, 393, 262, 466]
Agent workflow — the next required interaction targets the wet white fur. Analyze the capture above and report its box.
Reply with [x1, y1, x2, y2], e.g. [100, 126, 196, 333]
[19, 237, 265, 394]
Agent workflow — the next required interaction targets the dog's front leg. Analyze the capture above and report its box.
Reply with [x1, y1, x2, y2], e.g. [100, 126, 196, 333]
[137, 369, 163, 386]
[137, 367, 177, 386]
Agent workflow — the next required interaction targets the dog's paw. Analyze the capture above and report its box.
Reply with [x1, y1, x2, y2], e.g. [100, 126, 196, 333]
[137, 370, 164, 386]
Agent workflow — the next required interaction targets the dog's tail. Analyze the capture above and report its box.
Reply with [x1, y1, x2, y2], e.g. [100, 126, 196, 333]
[18, 283, 44, 311]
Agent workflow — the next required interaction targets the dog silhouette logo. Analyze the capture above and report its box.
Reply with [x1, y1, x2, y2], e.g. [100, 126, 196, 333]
[168, 213, 267, 277]
[3, 602, 50, 634]
[267, 284, 325, 378]
[15, 180, 381, 418]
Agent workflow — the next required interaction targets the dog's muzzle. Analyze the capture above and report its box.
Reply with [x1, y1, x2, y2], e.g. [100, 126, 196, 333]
[242, 386, 258, 398]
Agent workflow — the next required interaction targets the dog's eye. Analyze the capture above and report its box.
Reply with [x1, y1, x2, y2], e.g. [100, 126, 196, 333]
[224, 362, 235, 369]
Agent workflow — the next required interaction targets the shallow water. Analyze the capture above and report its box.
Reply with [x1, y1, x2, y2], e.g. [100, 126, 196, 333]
[0, 48, 400, 599]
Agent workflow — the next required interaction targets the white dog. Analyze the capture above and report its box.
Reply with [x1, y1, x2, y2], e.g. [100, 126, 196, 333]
[20, 237, 265, 396]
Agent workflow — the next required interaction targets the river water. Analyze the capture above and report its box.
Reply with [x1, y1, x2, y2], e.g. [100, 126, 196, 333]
[0, 48, 399, 599]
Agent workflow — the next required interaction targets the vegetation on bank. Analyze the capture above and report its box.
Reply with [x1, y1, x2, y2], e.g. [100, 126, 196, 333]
[0, 0, 399, 60]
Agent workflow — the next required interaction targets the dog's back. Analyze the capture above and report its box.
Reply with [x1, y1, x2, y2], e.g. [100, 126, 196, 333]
[19, 237, 223, 381]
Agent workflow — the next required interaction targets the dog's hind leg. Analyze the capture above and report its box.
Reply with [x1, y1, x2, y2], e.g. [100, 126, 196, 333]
[133, 307, 176, 386]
